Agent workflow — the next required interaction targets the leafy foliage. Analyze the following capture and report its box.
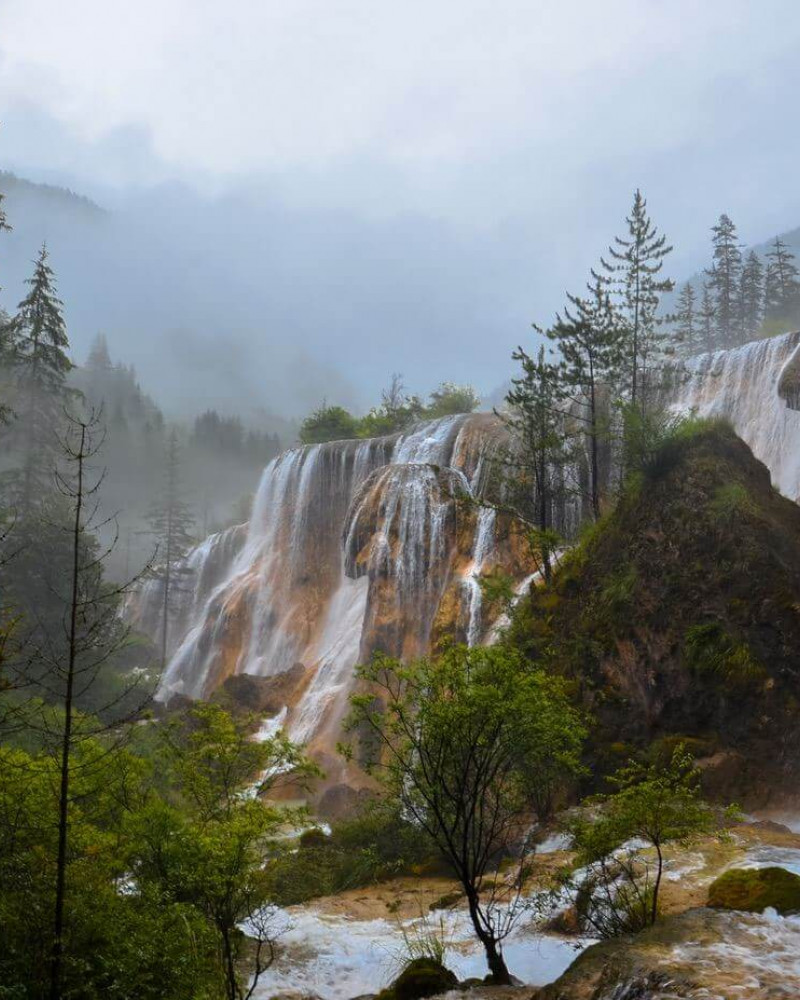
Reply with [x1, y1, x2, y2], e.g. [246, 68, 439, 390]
[345, 643, 585, 983]
[566, 746, 722, 936]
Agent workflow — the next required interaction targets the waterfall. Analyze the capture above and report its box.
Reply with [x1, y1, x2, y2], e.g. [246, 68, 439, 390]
[143, 414, 518, 758]
[670, 331, 800, 501]
[128, 332, 800, 762]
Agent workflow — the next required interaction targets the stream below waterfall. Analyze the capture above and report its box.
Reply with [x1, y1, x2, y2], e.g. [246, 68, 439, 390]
[249, 832, 800, 1000]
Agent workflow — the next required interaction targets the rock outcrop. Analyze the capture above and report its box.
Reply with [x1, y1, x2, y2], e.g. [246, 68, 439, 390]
[511, 422, 800, 804]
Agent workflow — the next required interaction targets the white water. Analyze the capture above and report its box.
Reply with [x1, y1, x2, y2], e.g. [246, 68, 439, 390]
[252, 905, 588, 1000]
[671, 331, 800, 501]
[291, 577, 369, 746]
[147, 415, 511, 747]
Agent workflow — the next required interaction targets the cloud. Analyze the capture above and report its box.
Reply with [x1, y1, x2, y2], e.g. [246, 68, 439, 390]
[3, 2, 800, 417]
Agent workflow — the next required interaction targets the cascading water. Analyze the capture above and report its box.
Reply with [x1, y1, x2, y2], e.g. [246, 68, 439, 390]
[139, 414, 517, 764]
[669, 331, 800, 501]
[129, 332, 800, 764]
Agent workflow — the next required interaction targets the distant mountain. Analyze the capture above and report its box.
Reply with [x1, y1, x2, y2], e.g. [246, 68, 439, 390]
[0, 172, 360, 419]
[0, 170, 105, 220]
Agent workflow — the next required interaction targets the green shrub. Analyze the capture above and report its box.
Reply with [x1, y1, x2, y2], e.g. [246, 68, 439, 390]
[265, 803, 439, 905]
[708, 867, 800, 914]
[684, 623, 765, 687]
[709, 483, 755, 522]
[299, 404, 360, 444]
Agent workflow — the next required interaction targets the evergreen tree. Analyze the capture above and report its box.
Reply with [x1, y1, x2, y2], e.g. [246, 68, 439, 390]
[674, 282, 698, 355]
[0, 190, 12, 423]
[699, 280, 716, 353]
[706, 215, 742, 348]
[6, 245, 74, 510]
[593, 190, 674, 411]
[764, 237, 800, 324]
[86, 332, 113, 372]
[147, 429, 196, 669]
[548, 279, 625, 520]
[0, 189, 10, 296]
[739, 251, 764, 341]
[503, 345, 566, 581]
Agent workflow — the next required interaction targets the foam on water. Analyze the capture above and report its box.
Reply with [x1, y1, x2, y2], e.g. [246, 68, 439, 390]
[251, 906, 589, 1000]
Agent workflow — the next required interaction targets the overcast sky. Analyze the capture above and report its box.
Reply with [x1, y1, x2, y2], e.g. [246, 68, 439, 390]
[2, 1, 800, 412]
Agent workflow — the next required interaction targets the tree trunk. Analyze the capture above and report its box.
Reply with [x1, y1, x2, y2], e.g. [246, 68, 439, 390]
[538, 449, 551, 584]
[465, 890, 512, 985]
[221, 924, 239, 1000]
[49, 422, 86, 1000]
[589, 381, 600, 521]
[651, 842, 663, 927]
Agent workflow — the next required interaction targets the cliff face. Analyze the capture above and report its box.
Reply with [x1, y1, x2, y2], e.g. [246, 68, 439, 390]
[136, 413, 529, 770]
[511, 424, 800, 803]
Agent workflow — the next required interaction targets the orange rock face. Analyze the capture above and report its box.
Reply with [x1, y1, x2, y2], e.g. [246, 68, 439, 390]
[129, 414, 535, 776]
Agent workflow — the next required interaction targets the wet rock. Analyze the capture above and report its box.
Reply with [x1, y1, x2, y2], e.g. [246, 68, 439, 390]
[220, 663, 305, 714]
[317, 782, 374, 821]
[542, 905, 582, 936]
[707, 865, 800, 914]
[749, 819, 793, 835]
[377, 958, 459, 1000]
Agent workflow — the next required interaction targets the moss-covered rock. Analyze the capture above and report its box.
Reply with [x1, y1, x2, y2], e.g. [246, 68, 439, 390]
[508, 422, 800, 805]
[377, 958, 459, 1000]
[707, 866, 800, 914]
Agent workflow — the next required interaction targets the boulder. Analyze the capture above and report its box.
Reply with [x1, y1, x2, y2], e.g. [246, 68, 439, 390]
[220, 663, 305, 714]
[378, 958, 459, 1000]
[707, 866, 800, 914]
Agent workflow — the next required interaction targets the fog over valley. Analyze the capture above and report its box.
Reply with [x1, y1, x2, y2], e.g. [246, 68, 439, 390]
[4, 5, 800, 1000]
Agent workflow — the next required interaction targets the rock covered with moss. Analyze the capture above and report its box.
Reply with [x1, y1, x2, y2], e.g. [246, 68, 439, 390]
[707, 866, 800, 914]
[377, 958, 459, 1000]
[510, 422, 800, 804]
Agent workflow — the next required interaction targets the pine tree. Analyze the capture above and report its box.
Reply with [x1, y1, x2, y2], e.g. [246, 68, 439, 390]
[0, 190, 12, 423]
[674, 283, 698, 355]
[706, 215, 742, 348]
[699, 279, 716, 353]
[739, 251, 764, 341]
[147, 429, 195, 669]
[548, 279, 625, 520]
[503, 345, 566, 582]
[6, 245, 74, 510]
[0, 189, 11, 308]
[593, 189, 674, 411]
[764, 237, 800, 324]
[86, 332, 112, 372]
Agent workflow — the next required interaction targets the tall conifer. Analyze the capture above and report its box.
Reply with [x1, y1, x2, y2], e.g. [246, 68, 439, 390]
[699, 280, 716, 353]
[706, 215, 742, 348]
[7, 245, 73, 509]
[674, 283, 698, 355]
[739, 250, 764, 342]
[548, 279, 624, 520]
[147, 429, 196, 669]
[764, 237, 800, 323]
[593, 190, 673, 411]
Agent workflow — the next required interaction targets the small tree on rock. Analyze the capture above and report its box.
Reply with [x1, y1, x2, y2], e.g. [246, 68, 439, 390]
[566, 746, 723, 937]
[345, 644, 585, 984]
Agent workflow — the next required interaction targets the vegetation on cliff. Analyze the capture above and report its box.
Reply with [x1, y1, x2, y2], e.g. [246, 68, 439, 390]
[508, 420, 800, 799]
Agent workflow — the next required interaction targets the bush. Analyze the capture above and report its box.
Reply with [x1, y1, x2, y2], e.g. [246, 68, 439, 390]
[684, 623, 765, 688]
[299, 404, 359, 444]
[708, 867, 800, 915]
[426, 382, 481, 418]
[265, 803, 439, 905]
